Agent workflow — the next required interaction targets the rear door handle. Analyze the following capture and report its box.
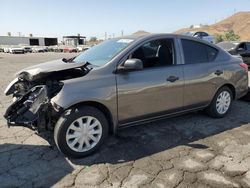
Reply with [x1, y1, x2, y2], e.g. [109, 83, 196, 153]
[215, 70, 223, 76]
[167, 76, 179, 82]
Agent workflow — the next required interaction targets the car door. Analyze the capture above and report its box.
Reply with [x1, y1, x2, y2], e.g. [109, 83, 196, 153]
[116, 38, 184, 125]
[180, 38, 221, 108]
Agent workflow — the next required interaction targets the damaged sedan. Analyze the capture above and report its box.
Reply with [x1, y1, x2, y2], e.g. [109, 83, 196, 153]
[4, 34, 249, 158]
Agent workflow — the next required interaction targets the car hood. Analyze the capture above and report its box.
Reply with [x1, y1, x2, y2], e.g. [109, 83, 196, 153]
[16, 59, 92, 81]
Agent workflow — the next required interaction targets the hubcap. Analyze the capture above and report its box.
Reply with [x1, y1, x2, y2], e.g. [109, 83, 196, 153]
[216, 91, 231, 115]
[66, 116, 102, 152]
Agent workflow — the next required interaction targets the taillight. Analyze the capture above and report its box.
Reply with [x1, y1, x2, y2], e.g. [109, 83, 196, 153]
[240, 63, 248, 72]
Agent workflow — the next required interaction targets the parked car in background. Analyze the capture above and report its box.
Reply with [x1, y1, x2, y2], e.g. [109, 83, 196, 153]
[4, 47, 10, 53]
[32, 46, 46, 53]
[76, 46, 91, 52]
[217, 41, 250, 65]
[9, 46, 25, 54]
[63, 46, 78, 53]
[76, 46, 83, 52]
[23, 47, 32, 53]
[182, 31, 215, 43]
[0, 47, 4, 53]
[83, 46, 91, 51]
[54, 48, 63, 52]
[47, 46, 57, 52]
[4, 34, 248, 158]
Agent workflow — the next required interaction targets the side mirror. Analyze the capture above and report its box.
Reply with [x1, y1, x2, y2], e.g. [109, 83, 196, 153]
[117, 59, 143, 73]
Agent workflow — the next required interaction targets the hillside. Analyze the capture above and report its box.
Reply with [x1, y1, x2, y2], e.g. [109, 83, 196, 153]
[176, 12, 250, 41]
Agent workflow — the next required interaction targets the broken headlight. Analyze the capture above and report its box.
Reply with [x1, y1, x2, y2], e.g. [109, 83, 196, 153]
[23, 85, 48, 114]
[4, 85, 49, 126]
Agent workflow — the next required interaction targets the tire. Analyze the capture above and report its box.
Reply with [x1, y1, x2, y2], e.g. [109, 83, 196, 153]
[206, 86, 233, 118]
[54, 106, 109, 158]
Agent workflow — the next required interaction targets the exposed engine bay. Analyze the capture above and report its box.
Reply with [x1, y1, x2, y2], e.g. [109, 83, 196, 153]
[4, 60, 91, 132]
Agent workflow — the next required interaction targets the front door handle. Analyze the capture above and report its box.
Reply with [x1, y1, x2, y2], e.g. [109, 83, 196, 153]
[167, 76, 179, 82]
[215, 70, 223, 76]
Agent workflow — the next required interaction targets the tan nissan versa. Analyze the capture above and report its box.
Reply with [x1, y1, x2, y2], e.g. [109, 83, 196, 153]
[4, 34, 249, 158]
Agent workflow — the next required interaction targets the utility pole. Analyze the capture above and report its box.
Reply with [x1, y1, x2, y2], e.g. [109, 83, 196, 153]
[121, 30, 124, 37]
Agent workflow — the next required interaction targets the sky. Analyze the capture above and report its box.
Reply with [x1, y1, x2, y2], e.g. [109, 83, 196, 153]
[1, 0, 250, 40]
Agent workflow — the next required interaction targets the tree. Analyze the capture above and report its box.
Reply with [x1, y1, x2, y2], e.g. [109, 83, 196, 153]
[215, 30, 240, 43]
[224, 30, 240, 41]
[7, 32, 11, 36]
[215, 34, 224, 43]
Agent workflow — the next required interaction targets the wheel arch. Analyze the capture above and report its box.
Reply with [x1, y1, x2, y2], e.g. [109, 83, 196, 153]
[217, 83, 236, 99]
[67, 101, 116, 134]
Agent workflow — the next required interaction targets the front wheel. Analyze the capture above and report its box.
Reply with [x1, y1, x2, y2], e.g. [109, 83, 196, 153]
[206, 86, 233, 118]
[54, 106, 109, 158]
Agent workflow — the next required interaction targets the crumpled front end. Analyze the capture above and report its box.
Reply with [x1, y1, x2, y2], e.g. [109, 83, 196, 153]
[4, 85, 58, 132]
[3, 73, 66, 132]
[4, 59, 91, 132]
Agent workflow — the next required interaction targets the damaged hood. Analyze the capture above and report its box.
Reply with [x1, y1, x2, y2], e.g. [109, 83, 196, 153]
[16, 59, 89, 81]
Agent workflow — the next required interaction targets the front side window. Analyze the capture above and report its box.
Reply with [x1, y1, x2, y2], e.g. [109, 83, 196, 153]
[181, 39, 218, 64]
[74, 39, 134, 66]
[129, 39, 175, 68]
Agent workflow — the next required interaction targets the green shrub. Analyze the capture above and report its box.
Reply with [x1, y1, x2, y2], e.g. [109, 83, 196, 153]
[215, 30, 240, 43]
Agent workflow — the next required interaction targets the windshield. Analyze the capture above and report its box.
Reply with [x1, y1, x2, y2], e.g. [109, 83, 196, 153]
[217, 42, 239, 51]
[73, 39, 134, 66]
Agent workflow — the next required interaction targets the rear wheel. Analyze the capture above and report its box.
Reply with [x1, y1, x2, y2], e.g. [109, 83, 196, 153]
[206, 86, 233, 118]
[54, 106, 109, 158]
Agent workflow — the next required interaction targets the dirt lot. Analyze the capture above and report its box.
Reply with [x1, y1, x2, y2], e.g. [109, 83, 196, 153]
[0, 53, 250, 188]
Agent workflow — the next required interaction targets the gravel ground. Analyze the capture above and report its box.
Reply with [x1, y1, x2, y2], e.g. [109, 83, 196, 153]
[0, 52, 250, 188]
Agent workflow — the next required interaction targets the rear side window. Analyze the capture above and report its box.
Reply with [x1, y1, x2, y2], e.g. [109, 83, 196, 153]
[207, 45, 218, 61]
[181, 39, 218, 64]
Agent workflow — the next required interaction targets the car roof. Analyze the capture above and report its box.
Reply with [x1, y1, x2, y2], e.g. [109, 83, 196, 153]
[116, 33, 200, 41]
[115, 33, 218, 49]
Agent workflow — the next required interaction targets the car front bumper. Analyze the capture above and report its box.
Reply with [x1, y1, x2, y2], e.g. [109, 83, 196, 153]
[4, 85, 55, 132]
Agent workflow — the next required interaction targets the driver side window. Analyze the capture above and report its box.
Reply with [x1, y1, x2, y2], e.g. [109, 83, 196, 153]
[129, 38, 175, 68]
